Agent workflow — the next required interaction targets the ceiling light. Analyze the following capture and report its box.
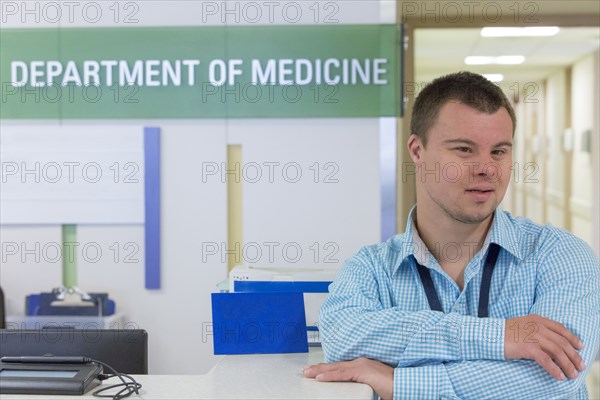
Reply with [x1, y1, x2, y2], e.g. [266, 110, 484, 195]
[464, 56, 494, 65]
[496, 55, 526, 64]
[464, 56, 525, 65]
[483, 74, 504, 82]
[481, 27, 560, 37]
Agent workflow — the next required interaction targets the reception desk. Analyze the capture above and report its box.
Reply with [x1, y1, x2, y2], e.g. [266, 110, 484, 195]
[0, 348, 374, 400]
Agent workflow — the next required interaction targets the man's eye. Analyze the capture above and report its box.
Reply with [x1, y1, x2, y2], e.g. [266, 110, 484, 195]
[456, 147, 471, 153]
[492, 149, 506, 156]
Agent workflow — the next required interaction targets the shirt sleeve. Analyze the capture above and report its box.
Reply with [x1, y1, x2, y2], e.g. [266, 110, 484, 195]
[319, 248, 505, 367]
[392, 237, 600, 400]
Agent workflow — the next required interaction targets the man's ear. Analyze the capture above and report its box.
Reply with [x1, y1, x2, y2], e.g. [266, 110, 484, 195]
[407, 134, 424, 164]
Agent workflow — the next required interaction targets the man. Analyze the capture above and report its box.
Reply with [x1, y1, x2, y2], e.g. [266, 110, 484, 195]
[303, 72, 600, 399]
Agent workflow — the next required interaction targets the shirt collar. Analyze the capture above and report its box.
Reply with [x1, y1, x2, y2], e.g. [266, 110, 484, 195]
[394, 205, 525, 273]
[488, 208, 525, 260]
[396, 205, 418, 267]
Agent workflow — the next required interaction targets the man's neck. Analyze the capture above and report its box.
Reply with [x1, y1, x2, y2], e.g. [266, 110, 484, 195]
[414, 207, 494, 268]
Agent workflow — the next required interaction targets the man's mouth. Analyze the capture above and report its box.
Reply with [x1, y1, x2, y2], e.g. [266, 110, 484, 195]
[466, 188, 494, 201]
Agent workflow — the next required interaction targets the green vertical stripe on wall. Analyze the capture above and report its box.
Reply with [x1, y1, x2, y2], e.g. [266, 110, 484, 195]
[62, 224, 77, 287]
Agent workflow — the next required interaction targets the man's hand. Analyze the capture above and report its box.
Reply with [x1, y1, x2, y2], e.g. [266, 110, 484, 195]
[505, 314, 585, 380]
[303, 358, 394, 400]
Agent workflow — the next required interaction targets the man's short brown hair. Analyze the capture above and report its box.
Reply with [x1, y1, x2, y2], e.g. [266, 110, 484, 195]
[411, 71, 517, 145]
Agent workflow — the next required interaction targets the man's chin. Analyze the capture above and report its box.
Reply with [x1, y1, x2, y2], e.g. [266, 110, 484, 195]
[451, 207, 495, 225]
[459, 215, 492, 224]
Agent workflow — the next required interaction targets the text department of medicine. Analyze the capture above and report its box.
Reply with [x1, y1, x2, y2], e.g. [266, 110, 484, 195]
[10, 58, 391, 88]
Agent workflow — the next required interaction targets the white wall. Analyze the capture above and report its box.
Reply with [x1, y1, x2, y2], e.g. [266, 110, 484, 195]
[1, 121, 229, 374]
[507, 53, 598, 253]
[544, 70, 569, 229]
[227, 119, 381, 269]
[593, 50, 600, 257]
[570, 53, 597, 246]
[523, 81, 546, 225]
[508, 92, 529, 217]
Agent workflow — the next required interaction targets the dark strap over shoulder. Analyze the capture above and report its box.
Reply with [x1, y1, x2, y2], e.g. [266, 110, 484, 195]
[477, 243, 500, 318]
[415, 262, 443, 312]
[415, 243, 501, 318]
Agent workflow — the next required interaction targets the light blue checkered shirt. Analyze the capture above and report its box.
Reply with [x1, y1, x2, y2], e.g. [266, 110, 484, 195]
[319, 208, 600, 399]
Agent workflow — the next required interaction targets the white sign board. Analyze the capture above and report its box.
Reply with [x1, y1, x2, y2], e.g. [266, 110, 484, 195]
[1, 125, 144, 224]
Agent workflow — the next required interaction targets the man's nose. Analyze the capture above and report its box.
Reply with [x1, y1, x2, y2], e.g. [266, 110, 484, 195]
[474, 154, 499, 178]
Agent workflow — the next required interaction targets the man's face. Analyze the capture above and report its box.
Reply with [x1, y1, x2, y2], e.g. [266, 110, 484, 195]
[409, 101, 514, 225]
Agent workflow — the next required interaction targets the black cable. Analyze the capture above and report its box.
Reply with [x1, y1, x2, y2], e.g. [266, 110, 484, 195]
[87, 358, 142, 400]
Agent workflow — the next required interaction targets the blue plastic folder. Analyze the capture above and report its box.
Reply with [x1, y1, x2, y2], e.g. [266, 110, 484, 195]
[233, 281, 331, 293]
[211, 292, 309, 355]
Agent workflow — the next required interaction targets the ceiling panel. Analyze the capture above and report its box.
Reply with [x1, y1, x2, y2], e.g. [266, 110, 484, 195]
[415, 27, 600, 84]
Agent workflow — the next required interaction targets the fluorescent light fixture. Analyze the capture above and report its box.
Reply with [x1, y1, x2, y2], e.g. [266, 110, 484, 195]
[465, 56, 494, 65]
[464, 55, 525, 65]
[481, 27, 560, 37]
[496, 55, 526, 64]
[483, 74, 504, 82]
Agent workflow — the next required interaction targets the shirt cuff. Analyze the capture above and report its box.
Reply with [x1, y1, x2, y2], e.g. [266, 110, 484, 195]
[394, 364, 456, 399]
[459, 316, 505, 360]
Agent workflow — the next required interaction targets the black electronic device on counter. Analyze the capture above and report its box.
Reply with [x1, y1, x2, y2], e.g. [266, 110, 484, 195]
[0, 329, 148, 374]
[0, 358, 102, 395]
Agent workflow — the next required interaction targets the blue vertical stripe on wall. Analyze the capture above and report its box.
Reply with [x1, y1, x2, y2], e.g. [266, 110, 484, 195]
[144, 127, 161, 289]
[380, 124, 397, 241]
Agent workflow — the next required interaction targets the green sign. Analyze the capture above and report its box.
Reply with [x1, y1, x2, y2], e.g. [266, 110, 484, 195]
[0, 25, 400, 119]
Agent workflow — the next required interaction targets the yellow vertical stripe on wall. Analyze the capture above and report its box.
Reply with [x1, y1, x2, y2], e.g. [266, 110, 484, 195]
[227, 145, 243, 272]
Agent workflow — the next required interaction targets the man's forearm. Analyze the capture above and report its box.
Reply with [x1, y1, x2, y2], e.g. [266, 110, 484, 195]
[449, 358, 591, 399]
[320, 306, 505, 366]
[393, 310, 600, 400]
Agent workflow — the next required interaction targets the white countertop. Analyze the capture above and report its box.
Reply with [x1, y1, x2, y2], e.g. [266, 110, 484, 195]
[0, 348, 374, 400]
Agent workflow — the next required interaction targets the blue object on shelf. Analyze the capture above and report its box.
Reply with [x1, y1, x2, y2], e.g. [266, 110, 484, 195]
[211, 292, 308, 355]
[26, 293, 115, 316]
[233, 281, 331, 293]
[232, 280, 332, 348]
